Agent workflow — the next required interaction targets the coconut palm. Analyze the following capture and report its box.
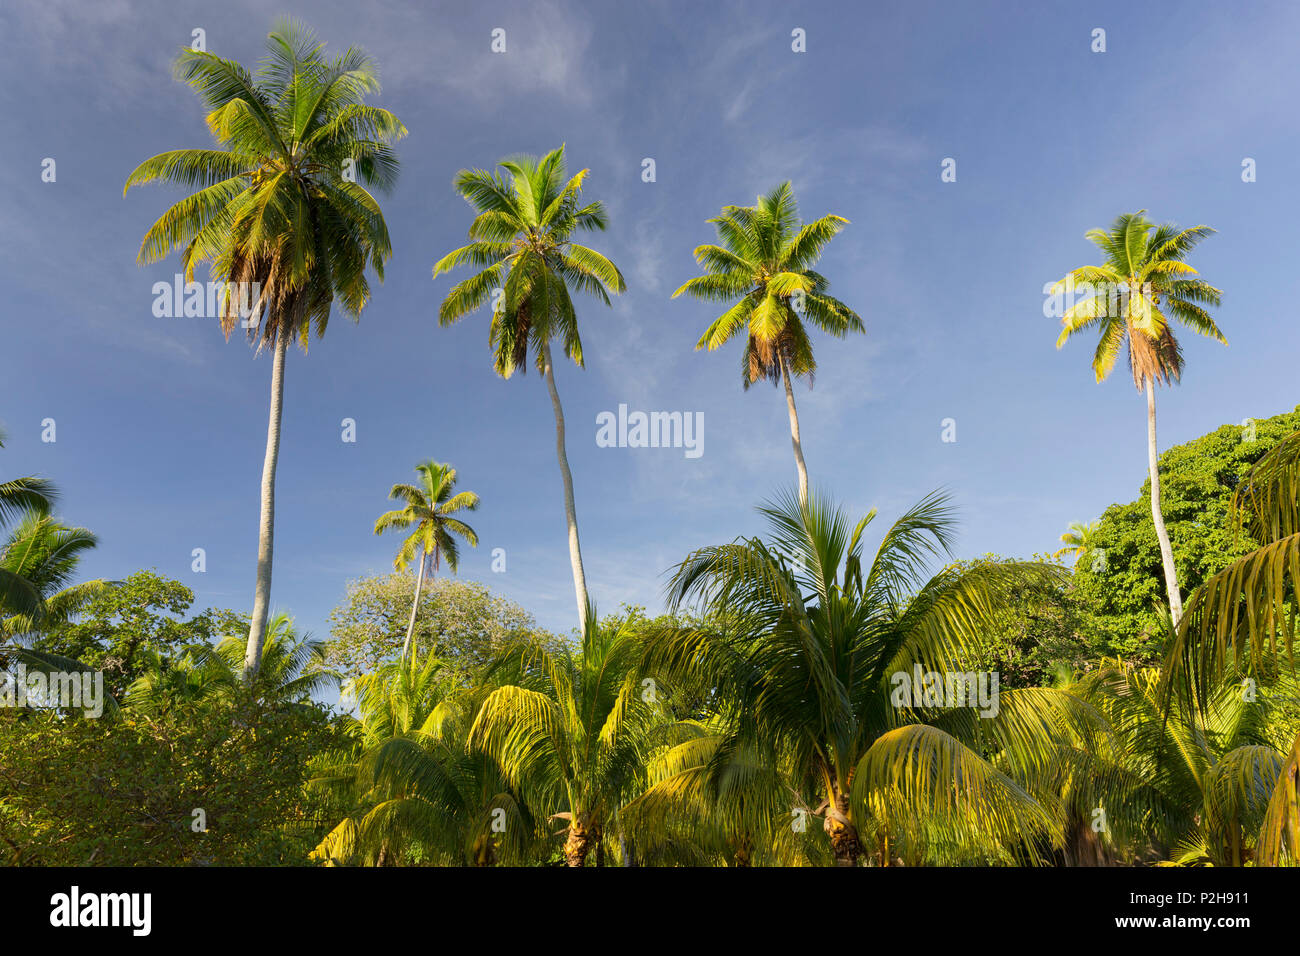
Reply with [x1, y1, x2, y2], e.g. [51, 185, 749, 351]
[672, 182, 863, 502]
[1052, 211, 1225, 625]
[125, 611, 335, 712]
[1043, 659, 1300, 866]
[312, 651, 538, 866]
[646, 489, 1092, 865]
[0, 512, 107, 640]
[433, 146, 625, 632]
[621, 719, 830, 866]
[470, 605, 652, 866]
[124, 19, 406, 680]
[0, 427, 57, 620]
[1163, 430, 1300, 863]
[1052, 520, 1101, 568]
[373, 461, 479, 663]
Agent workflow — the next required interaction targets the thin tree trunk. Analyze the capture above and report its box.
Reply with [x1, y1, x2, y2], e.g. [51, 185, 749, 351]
[244, 330, 288, 681]
[400, 549, 428, 663]
[779, 352, 809, 504]
[1145, 379, 1183, 626]
[541, 339, 590, 632]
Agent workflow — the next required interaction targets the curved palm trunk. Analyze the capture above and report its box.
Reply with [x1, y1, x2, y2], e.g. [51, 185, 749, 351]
[1144, 379, 1183, 626]
[541, 340, 590, 632]
[778, 353, 810, 504]
[400, 548, 428, 663]
[244, 330, 289, 681]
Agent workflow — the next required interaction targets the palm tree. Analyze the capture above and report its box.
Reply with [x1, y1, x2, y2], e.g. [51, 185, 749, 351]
[1052, 211, 1225, 626]
[126, 610, 336, 712]
[0, 512, 107, 641]
[1163, 430, 1300, 862]
[470, 605, 651, 866]
[1053, 519, 1101, 567]
[433, 146, 625, 633]
[0, 426, 57, 621]
[373, 461, 479, 663]
[124, 19, 406, 681]
[621, 719, 830, 866]
[1043, 659, 1300, 866]
[646, 489, 1090, 866]
[672, 182, 863, 502]
[311, 651, 538, 866]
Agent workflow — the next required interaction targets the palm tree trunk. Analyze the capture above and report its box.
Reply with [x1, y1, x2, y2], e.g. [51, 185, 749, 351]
[244, 330, 289, 681]
[779, 352, 810, 504]
[824, 788, 861, 867]
[563, 817, 599, 867]
[1144, 379, 1183, 626]
[541, 339, 590, 632]
[400, 548, 428, 663]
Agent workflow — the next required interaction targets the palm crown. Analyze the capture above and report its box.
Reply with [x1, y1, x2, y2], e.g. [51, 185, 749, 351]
[673, 181, 863, 388]
[433, 145, 626, 376]
[373, 461, 479, 576]
[124, 18, 405, 346]
[0, 427, 58, 621]
[1052, 520, 1101, 566]
[1053, 211, 1225, 388]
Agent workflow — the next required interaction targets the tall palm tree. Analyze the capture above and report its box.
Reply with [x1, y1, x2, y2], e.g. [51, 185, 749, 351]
[0, 427, 57, 621]
[646, 489, 1090, 865]
[124, 19, 406, 681]
[433, 146, 625, 633]
[373, 461, 479, 663]
[470, 606, 651, 866]
[1052, 519, 1101, 567]
[1052, 211, 1225, 626]
[672, 182, 863, 502]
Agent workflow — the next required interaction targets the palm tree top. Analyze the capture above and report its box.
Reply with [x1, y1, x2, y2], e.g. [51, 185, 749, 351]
[373, 460, 479, 575]
[433, 144, 626, 377]
[123, 17, 407, 347]
[1052, 210, 1226, 389]
[672, 181, 863, 389]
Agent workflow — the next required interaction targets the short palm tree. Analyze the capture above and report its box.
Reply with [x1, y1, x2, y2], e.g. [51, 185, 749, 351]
[373, 461, 479, 663]
[125, 611, 335, 712]
[470, 606, 651, 866]
[1051, 660, 1300, 866]
[1164, 430, 1300, 862]
[0, 512, 107, 640]
[672, 182, 863, 502]
[621, 719, 830, 866]
[647, 489, 1089, 865]
[1053, 520, 1101, 567]
[124, 19, 406, 681]
[433, 146, 625, 632]
[312, 651, 538, 866]
[1052, 211, 1225, 625]
[0, 427, 57, 620]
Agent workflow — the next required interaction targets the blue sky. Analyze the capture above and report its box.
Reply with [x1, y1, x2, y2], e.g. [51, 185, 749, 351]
[2, 0, 1298, 648]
